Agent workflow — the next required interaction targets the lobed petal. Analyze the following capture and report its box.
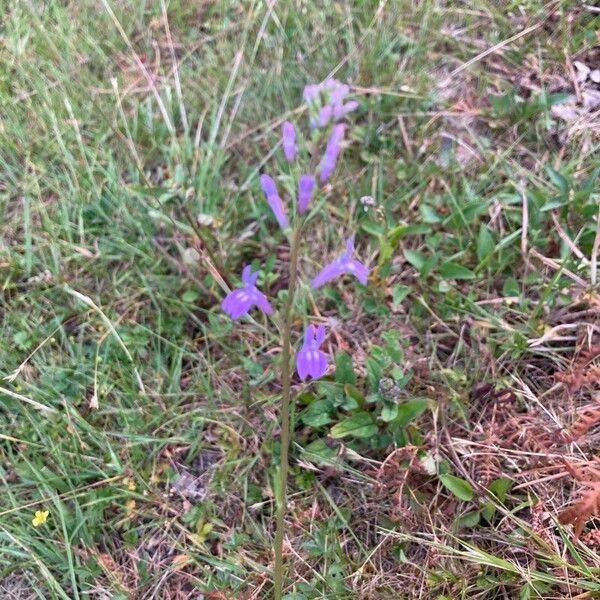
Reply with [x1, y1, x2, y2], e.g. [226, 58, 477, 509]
[298, 175, 316, 214]
[345, 259, 369, 286]
[303, 323, 316, 347]
[328, 123, 346, 149]
[222, 288, 254, 320]
[303, 84, 320, 103]
[318, 155, 337, 183]
[328, 82, 350, 104]
[311, 259, 346, 288]
[296, 348, 310, 381]
[266, 193, 289, 231]
[333, 100, 358, 120]
[314, 350, 329, 379]
[318, 105, 332, 128]
[252, 289, 274, 315]
[260, 174, 278, 198]
[315, 324, 326, 346]
[344, 236, 355, 258]
[241, 265, 258, 286]
[282, 121, 297, 162]
[306, 349, 328, 379]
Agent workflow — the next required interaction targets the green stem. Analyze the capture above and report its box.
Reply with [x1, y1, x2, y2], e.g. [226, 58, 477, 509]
[273, 225, 302, 599]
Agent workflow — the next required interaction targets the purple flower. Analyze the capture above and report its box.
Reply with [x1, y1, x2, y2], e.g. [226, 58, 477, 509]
[311, 237, 369, 289]
[281, 121, 297, 162]
[304, 80, 357, 128]
[296, 324, 328, 381]
[319, 124, 345, 183]
[303, 84, 320, 103]
[333, 100, 358, 120]
[222, 265, 273, 319]
[298, 175, 315, 214]
[260, 174, 289, 231]
[317, 105, 332, 128]
[260, 174, 277, 197]
[327, 81, 349, 104]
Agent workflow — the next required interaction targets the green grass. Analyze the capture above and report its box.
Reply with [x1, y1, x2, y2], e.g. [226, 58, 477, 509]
[1, 0, 599, 598]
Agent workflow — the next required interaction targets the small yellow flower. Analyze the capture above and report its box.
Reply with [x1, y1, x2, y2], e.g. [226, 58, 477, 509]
[32, 510, 49, 527]
[125, 499, 136, 516]
[123, 477, 136, 491]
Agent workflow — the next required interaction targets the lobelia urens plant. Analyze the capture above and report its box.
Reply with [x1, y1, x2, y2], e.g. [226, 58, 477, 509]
[220, 79, 367, 599]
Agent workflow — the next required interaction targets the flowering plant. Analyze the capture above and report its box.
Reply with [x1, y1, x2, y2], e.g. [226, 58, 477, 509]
[220, 79, 367, 599]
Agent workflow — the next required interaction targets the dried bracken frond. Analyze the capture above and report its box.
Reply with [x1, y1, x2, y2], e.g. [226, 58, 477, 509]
[580, 529, 600, 547]
[498, 410, 558, 456]
[374, 446, 425, 521]
[555, 365, 600, 391]
[559, 460, 600, 538]
[560, 397, 600, 443]
[471, 426, 504, 487]
[467, 384, 561, 486]
[470, 383, 517, 408]
[469, 397, 506, 487]
[529, 499, 555, 548]
[555, 344, 600, 392]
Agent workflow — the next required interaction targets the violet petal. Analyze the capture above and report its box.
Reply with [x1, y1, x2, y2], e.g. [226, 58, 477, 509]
[298, 175, 316, 214]
[282, 121, 297, 162]
[311, 259, 346, 288]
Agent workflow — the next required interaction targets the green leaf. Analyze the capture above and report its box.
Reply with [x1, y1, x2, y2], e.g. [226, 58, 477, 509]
[546, 166, 570, 193]
[582, 167, 600, 192]
[378, 239, 394, 266]
[344, 384, 365, 407]
[391, 285, 410, 307]
[13, 331, 29, 349]
[520, 583, 534, 600]
[454, 510, 480, 529]
[489, 92, 512, 115]
[129, 185, 175, 198]
[379, 225, 409, 265]
[381, 402, 399, 422]
[439, 261, 475, 280]
[480, 501, 496, 523]
[296, 391, 316, 406]
[403, 224, 431, 235]
[476, 226, 494, 262]
[420, 255, 437, 279]
[488, 477, 512, 502]
[182, 289, 200, 303]
[366, 356, 383, 391]
[361, 220, 384, 236]
[403, 249, 426, 270]
[330, 411, 378, 439]
[502, 277, 520, 296]
[395, 398, 430, 427]
[335, 352, 356, 385]
[300, 400, 334, 428]
[302, 439, 339, 466]
[439, 474, 475, 501]
[540, 196, 567, 212]
[387, 224, 408, 248]
[420, 204, 443, 223]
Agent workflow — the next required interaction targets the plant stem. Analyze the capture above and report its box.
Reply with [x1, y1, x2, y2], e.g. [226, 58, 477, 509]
[273, 225, 302, 600]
